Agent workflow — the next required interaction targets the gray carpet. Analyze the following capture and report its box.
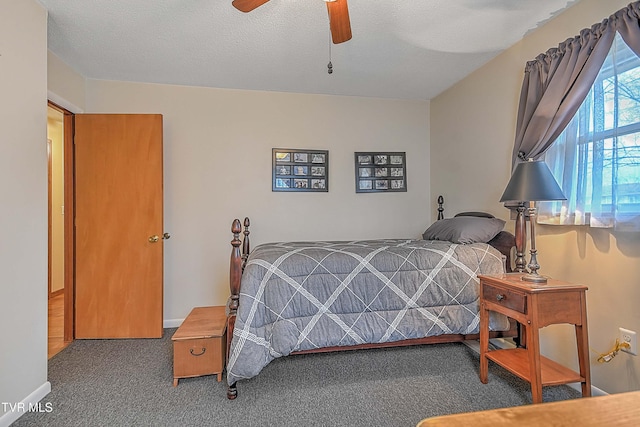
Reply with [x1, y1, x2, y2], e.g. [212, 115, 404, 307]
[14, 329, 581, 426]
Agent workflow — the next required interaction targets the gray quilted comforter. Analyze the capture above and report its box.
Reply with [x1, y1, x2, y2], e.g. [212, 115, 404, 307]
[227, 239, 510, 386]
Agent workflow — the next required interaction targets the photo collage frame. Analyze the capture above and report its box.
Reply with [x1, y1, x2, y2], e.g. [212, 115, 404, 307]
[272, 148, 329, 192]
[354, 152, 407, 193]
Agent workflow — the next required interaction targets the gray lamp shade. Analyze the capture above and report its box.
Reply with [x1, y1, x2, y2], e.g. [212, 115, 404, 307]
[500, 160, 566, 202]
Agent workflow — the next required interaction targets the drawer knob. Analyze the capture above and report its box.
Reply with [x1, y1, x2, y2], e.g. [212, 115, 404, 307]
[496, 294, 505, 301]
[190, 347, 206, 357]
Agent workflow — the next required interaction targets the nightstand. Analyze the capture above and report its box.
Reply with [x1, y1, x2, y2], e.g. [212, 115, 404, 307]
[479, 273, 591, 404]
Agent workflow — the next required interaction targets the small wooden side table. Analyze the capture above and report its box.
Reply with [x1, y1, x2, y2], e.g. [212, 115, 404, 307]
[479, 273, 590, 404]
[172, 306, 227, 386]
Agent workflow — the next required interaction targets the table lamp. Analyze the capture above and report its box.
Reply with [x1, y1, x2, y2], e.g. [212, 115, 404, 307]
[499, 159, 566, 283]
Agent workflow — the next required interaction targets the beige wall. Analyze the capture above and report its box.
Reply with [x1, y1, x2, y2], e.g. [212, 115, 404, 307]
[81, 80, 430, 321]
[0, 0, 50, 422]
[432, 0, 640, 394]
[47, 51, 86, 112]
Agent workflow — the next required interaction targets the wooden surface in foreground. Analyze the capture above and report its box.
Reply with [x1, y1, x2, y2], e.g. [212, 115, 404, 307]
[416, 391, 640, 427]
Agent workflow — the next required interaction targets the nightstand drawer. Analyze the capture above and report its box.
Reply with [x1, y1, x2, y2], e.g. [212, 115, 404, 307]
[483, 284, 526, 314]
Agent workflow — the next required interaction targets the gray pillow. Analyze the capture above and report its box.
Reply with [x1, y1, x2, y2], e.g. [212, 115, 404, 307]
[422, 217, 506, 244]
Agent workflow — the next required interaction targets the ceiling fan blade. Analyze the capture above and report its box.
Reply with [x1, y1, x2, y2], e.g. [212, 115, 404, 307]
[326, 0, 352, 44]
[232, 0, 270, 13]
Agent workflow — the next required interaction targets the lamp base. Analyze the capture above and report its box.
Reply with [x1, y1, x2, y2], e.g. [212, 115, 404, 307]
[521, 272, 548, 283]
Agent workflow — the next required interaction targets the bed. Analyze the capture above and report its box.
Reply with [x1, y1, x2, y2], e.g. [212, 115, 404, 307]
[225, 198, 521, 399]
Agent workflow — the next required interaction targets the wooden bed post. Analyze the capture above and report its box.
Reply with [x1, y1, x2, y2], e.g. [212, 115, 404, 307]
[513, 203, 527, 273]
[227, 217, 251, 399]
[437, 195, 444, 220]
[227, 218, 242, 400]
[242, 217, 251, 265]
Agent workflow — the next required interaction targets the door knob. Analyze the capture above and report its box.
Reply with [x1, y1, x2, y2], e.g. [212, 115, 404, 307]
[149, 235, 159, 243]
[162, 233, 171, 240]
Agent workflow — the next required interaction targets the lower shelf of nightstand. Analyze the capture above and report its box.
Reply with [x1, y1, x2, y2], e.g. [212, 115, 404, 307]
[486, 348, 584, 386]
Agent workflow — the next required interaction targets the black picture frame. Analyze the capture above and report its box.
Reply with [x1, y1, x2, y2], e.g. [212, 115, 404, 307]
[273, 148, 329, 192]
[355, 152, 407, 193]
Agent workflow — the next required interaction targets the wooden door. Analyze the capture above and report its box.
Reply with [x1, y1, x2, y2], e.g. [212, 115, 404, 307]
[75, 114, 164, 338]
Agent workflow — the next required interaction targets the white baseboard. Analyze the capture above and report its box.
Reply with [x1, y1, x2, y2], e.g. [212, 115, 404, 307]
[0, 381, 51, 427]
[566, 382, 608, 396]
[163, 318, 184, 328]
[463, 338, 608, 397]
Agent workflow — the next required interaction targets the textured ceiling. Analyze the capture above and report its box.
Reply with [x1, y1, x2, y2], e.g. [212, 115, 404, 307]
[39, 0, 580, 100]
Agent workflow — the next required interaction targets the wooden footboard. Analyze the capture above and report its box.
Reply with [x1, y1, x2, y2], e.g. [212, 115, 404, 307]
[226, 200, 524, 399]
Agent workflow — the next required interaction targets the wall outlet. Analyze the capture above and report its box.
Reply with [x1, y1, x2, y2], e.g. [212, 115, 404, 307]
[619, 328, 637, 356]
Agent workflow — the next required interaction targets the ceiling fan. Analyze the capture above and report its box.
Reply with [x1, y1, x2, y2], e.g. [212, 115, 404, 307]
[231, 0, 352, 44]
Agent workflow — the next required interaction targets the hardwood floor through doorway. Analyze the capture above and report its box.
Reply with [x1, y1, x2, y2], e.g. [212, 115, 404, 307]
[49, 293, 70, 358]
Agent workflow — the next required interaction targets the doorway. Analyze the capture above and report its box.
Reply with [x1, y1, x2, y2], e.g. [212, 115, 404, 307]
[47, 102, 74, 358]
[46, 106, 165, 348]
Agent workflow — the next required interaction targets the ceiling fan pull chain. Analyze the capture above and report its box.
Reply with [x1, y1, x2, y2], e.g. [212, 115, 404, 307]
[327, 31, 333, 74]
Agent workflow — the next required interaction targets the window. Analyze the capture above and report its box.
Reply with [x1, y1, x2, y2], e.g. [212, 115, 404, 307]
[539, 33, 640, 231]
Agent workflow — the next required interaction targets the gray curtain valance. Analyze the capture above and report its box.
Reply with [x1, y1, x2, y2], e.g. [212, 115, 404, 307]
[511, 1, 640, 168]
